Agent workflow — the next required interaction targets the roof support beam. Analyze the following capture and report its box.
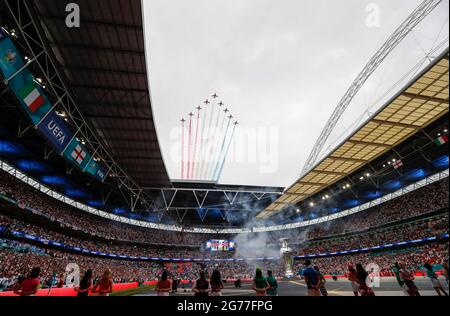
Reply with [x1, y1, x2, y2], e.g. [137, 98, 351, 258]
[328, 157, 367, 164]
[297, 181, 327, 187]
[401, 92, 448, 104]
[48, 42, 143, 55]
[61, 65, 147, 76]
[347, 140, 391, 148]
[95, 127, 155, 133]
[371, 119, 420, 130]
[70, 84, 148, 93]
[311, 170, 347, 176]
[87, 115, 153, 121]
[41, 15, 142, 31]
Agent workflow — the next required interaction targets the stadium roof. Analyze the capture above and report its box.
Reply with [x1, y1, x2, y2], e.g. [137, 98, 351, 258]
[258, 50, 449, 219]
[33, 0, 170, 187]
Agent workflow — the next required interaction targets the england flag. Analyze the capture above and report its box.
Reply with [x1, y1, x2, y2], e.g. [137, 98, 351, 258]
[71, 145, 86, 165]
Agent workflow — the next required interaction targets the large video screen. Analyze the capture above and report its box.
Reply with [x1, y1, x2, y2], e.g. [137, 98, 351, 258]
[205, 240, 236, 252]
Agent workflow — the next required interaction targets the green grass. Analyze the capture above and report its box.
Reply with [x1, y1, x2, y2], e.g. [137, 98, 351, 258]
[110, 285, 156, 297]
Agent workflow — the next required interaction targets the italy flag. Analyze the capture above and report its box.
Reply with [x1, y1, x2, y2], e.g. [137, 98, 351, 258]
[435, 134, 448, 146]
[19, 82, 45, 113]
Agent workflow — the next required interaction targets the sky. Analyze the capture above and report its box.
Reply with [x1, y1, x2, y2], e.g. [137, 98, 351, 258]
[143, 0, 449, 188]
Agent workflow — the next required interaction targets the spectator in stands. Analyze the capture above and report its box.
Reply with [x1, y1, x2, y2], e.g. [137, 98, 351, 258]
[75, 270, 93, 297]
[355, 264, 375, 296]
[192, 271, 210, 297]
[301, 260, 320, 297]
[252, 268, 270, 297]
[423, 262, 448, 296]
[210, 270, 224, 296]
[92, 269, 113, 297]
[14, 267, 41, 296]
[155, 270, 172, 297]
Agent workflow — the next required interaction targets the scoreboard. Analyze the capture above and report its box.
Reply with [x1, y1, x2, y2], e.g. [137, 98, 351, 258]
[205, 240, 236, 252]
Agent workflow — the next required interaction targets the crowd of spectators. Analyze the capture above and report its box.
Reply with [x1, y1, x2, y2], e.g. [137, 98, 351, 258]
[1, 237, 447, 292]
[0, 238, 281, 292]
[1, 170, 448, 250]
[1, 211, 447, 261]
[0, 214, 235, 260]
[293, 214, 448, 256]
[0, 170, 225, 246]
[0, 169, 448, 293]
[300, 180, 448, 241]
[292, 243, 448, 276]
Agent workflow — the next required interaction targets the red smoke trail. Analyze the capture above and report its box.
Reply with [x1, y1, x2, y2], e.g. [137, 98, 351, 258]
[181, 119, 185, 179]
[201, 100, 216, 180]
[191, 109, 201, 179]
[196, 103, 209, 180]
[187, 113, 193, 179]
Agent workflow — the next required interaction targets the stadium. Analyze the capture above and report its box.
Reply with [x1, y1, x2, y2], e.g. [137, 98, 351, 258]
[0, 0, 449, 299]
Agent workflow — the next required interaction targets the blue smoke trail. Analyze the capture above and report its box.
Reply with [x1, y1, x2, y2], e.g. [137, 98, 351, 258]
[209, 110, 227, 179]
[214, 123, 236, 181]
[206, 104, 223, 180]
[212, 118, 232, 180]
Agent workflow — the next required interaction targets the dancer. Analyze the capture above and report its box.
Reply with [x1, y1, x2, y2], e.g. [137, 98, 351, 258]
[347, 265, 360, 296]
[92, 269, 113, 297]
[252, 268, 270, 297]
[266, 270, 278, 296]
[14, 267, 41, 296]
[355, 263, 375, 296]
[399, 263, 420, 296]
[423, 262, 448, 296]
[210, 270, 224, 296]
[75, 270, 93, 297]
[192, 271, 210, 297]
[156, 271, 172, 297]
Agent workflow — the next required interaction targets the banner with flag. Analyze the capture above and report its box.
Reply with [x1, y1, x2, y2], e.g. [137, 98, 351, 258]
[85, 159, 106, 182]
[393, 159, 403, 169]
[1, 31, 106, 182]
[0, 35, 51, 125]
[37, 110, 74, 153]
[435, 134, 448, 146]
[18, 81, 46, 113]
[9, 73, 52, 125]
[0, 36, 24, 79]
[63, 138, 92, 170]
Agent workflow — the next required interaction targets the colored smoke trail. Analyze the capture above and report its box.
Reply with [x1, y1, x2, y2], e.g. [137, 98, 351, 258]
[195, 103, 209, 180]
[187, 113, 193, 179]
[214, 123, 237, 182]
[202, 99, 216, 180]
[212, 116, 232, 180]
[181, 119, 185, 179]
[191, 108, 201, 179]
[178, 94, 238, 181]
[210, 110, 228, 179]
[197, 101, 210, 180]
[206, 103, 224, 180]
